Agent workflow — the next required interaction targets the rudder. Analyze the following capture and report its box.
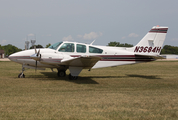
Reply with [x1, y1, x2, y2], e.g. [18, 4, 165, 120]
[127, 26, 168, 56]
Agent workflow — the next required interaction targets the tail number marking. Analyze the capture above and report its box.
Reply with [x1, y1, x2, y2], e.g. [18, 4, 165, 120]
[134, 46, 161, 53]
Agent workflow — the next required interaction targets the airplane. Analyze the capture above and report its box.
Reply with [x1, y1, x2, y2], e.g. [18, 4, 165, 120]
[9, 26, 168, 80]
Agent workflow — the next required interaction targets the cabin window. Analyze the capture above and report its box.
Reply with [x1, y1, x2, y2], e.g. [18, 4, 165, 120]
[89, 46, 103, 53]
[58, 43, 74, 52]
[77, 44, 86, 53]
[48, 42, 63, 50]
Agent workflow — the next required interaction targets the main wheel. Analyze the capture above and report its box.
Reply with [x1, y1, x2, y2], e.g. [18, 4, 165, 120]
[69, 73, 78, 80]
[57, 70, 66, 77]
[18, 73, 25, 78]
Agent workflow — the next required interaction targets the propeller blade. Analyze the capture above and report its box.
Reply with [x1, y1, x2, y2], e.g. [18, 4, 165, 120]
[37, 49, 40, 57]
[30, 48, 41, 61]
[35, 49, 41, 72]
[31, 46, 41, 72]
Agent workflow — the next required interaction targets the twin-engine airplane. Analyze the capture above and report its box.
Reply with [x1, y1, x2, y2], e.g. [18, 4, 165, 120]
[9, 26, 168, 80]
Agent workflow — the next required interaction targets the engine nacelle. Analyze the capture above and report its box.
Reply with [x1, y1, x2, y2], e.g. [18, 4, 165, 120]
[39, 52, 71, 65]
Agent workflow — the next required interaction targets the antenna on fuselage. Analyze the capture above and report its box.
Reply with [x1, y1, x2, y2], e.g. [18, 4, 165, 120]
[90, 40, 95, 45]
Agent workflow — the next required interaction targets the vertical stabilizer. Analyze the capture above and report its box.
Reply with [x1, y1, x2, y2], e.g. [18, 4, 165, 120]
[127, 26, 168, 56]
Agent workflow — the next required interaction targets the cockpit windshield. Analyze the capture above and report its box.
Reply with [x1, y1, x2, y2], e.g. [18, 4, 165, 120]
[48, 42, 63, 50]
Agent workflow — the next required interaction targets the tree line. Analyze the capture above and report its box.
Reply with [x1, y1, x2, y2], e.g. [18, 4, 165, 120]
[0, 42, 177, 56]
[108, 41, 133, 47]
[0, 43, 51, 56]
[0, 44, 22, 56]
[107, 41, 178, 54]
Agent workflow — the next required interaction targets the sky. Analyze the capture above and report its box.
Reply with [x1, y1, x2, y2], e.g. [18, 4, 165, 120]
[0, 0, 178, 49]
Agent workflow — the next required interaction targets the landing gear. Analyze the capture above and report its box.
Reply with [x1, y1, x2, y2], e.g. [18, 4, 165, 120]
[57, 69, 78, 80]
[18, 65, 25, 78]
[57, 70, 78, 80]
[69, 73, 78, 80]
[18, 72, 25, 78]
[57, 70, 66, 77]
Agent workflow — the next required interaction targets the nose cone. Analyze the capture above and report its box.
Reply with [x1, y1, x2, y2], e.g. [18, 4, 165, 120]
[8, 49, 36, 63]
[8, 50, 30, 62]
[8, 52, 20, 62]
[8, 53, 15, 61]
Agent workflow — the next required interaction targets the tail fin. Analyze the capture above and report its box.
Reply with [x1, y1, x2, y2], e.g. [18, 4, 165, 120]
[127, 26, 168, 56]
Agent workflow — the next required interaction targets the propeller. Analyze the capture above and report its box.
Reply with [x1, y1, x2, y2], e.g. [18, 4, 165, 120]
[35, 49, 41, 72]
[30, 46, 41, 72]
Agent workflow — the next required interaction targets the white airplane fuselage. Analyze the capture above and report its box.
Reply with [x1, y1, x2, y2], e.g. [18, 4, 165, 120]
[8, 43, 149, 69]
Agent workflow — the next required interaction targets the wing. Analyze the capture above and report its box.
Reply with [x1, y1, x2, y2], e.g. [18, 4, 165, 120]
[60, 55, 101, 69]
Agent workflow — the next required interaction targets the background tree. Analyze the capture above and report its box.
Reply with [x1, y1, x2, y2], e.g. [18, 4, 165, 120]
[0, 44, 22, 56]
[108, 42, 178, 54]
[30, 44, 43, 49]
[108, 41, 133, 47]
[45, 43, 51, 48]
[0, 45, 3, 50]
[161, 45, 178, 54]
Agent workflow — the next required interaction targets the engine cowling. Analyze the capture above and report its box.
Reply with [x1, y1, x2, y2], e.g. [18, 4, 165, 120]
[39, 52, 71, 65]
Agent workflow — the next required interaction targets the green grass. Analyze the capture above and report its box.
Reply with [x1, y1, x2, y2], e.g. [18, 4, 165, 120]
[0, 61, 178, 120]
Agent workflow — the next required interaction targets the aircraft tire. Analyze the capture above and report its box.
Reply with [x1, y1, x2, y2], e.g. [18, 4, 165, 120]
[18, 73, 25, 78]
[69, 73, 78, 80]
[57, 70, 66, 77]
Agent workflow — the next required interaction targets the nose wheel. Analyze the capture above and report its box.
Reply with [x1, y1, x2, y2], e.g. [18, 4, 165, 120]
[18, 64, 25, 78]
[18, 72, 25, 78]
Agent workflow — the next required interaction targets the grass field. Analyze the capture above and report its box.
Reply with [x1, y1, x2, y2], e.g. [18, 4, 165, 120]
[0, 61, 178, 120]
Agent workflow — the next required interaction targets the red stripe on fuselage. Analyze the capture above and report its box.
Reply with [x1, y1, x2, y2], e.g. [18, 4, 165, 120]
[71, 55, 154, 62]
[8, 56, 31, 59]
[9, 55, 154, 63]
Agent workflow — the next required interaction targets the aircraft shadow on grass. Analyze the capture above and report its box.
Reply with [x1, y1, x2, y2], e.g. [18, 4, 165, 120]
[28, 72, 161, 84]
[27, 72, 161, 84]
[39, 72, 100, 84]
[32, 72, 128, 84]
[126, 74, 161, 79]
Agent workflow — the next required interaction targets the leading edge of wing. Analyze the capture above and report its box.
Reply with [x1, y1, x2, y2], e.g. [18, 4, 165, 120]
[60, 55, 102, 68]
